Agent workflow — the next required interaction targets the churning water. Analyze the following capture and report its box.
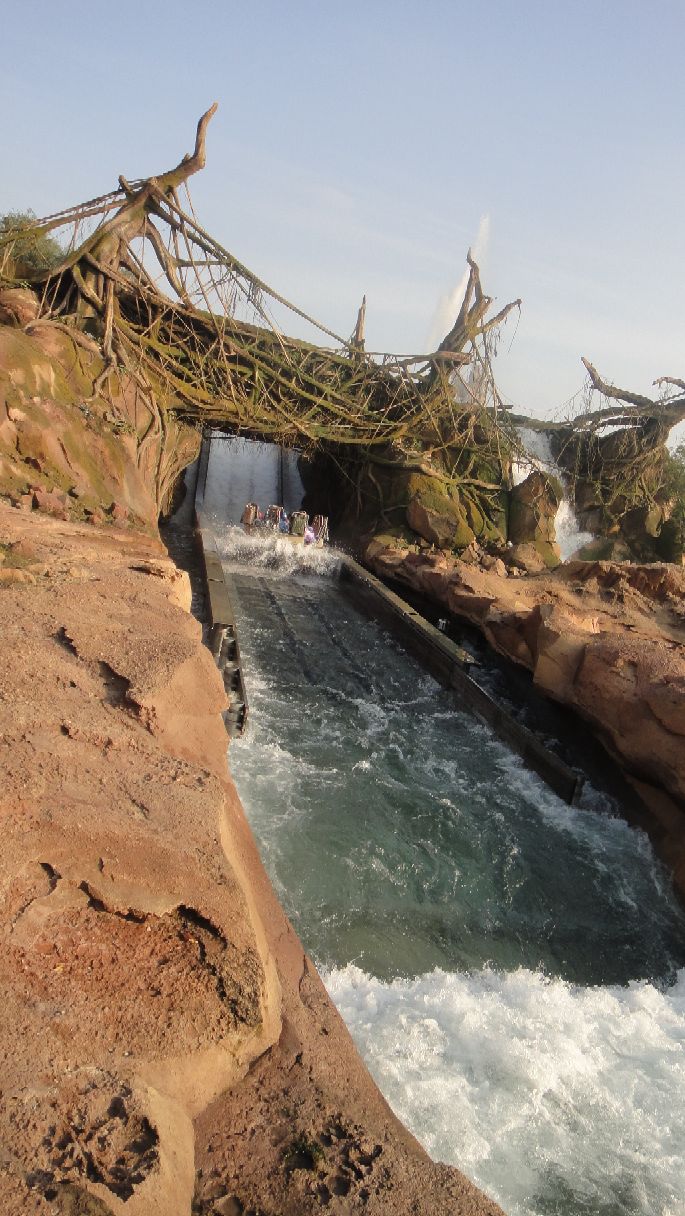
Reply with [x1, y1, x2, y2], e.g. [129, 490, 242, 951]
[327, 966, 685, 1216]
[207, 438, 685, 1216]
[513, 427, 594, 561]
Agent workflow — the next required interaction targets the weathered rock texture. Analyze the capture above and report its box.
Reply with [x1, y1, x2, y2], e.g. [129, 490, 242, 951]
[508, 469, 561, 568]
[0, 321, 200, 529]
[300, 436, 505, 542]
[365, 538, 685, 895]
[0, 503, 503, 1216]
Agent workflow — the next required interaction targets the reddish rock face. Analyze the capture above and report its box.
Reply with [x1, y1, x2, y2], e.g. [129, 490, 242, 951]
[0, 322, 201, 530]
[32, 486, 70, 519]
[0, 287, 40, 327]
[109, 500, 130, 524]
[506, 543, 548, 574]
[0, 504, 505, 1216]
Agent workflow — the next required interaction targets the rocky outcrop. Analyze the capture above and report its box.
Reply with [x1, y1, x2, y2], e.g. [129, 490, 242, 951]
[508, 469, 561, 568]
[0, 286, 41, 328]
[0, 506, 272, 1214]
[0, 503, 503, 1216]
[365, 538, 685, 895]
[0, 321, 200, 529]
[301, 446, 510, 557]
[407, 488, 473, 549]
[545, 416, 685, 564]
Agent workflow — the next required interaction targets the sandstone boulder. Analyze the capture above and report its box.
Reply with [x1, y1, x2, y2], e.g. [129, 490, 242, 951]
[480, 554, 508, 576]
[620, 502, 666, 561]
[0, 288, 40, 328]
[32, 487, 70, 519]
[506, 543, 548, 574]
[574, 536, 632, 563]
[406, 494, 475, 550]
[509, 470, 562, 568]
[110, 500, 130, 525]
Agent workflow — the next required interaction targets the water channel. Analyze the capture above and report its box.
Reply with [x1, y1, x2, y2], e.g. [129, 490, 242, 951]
[203, 436, 685, 1216]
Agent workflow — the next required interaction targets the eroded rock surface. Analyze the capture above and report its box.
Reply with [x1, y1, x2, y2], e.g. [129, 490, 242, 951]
[0, 323, 200, 529]
[193, 960, 502, 1216]
[0, 504, 503, 1215]
[0, 505, 279, 1213]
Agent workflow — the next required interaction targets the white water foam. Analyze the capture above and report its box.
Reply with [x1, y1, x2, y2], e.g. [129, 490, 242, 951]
[215, 523, 343, 578]
[554, 498, 594, 563]
[325, 964, 685, 1216]
[513, 428, 593, 561]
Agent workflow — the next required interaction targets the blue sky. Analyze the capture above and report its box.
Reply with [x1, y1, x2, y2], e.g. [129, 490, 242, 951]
[2, 0, 683, 419]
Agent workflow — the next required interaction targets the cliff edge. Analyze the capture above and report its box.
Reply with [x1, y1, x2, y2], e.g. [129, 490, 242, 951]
[0, 503, 503, 1215]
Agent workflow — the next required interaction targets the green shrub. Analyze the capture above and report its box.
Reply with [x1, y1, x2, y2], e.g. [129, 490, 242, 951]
[0, 210, 63, 280]
[663, 441, 685, 529]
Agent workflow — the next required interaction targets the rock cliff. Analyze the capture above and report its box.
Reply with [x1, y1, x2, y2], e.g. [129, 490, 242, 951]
[0, 319, 200, 529]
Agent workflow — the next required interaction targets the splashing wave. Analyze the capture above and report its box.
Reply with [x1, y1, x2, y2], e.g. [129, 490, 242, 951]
[325, 963, 685, 1216]
[214, 523, 343, 577]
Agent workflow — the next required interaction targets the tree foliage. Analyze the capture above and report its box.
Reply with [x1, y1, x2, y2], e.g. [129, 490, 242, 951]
[663, 441, 685, 529]
[0, 210, 63, 280]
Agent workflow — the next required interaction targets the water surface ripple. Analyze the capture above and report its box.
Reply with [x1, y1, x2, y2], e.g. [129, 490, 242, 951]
[209, 439, 685, 1216]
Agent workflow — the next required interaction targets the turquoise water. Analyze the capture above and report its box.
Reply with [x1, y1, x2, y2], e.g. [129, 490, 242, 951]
[208, 440, 685, 1216]
[230, 576, 683, 989]
[221, 556, 685, 1216]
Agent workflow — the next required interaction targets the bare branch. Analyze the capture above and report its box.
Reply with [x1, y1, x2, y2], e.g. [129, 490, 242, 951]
[654, 376, 685, 394]
[153, 102, 218, 193]
[0, 117, 520, 460]
[581, 357, 656, 410]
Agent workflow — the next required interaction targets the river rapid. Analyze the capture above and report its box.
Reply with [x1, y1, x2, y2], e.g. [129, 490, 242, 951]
[205, 437, 685, 1216]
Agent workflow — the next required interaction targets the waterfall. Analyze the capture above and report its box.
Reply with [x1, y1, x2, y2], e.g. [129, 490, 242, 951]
[513, 427, 594, 561]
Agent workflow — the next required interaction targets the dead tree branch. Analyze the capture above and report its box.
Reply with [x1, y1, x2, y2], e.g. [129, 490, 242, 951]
[0, 107, 520, 467]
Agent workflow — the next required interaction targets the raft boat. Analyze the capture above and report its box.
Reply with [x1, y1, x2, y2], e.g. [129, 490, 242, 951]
[240, 503, 329, 548]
